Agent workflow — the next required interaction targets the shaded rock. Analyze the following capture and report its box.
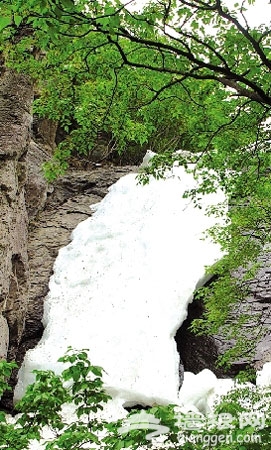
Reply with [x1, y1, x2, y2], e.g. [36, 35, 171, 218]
[25, 140, 52, 219]
[175, 298, 237, 378]
[32, 117, 58, 150]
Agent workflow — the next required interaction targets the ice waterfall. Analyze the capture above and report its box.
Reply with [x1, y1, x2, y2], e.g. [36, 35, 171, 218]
[15, 165, 226, 412]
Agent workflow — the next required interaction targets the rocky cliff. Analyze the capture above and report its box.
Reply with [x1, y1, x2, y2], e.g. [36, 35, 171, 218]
[0, 70, 32, 362]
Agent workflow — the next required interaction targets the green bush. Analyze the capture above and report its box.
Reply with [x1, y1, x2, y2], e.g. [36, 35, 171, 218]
[1, 349, 271, 449]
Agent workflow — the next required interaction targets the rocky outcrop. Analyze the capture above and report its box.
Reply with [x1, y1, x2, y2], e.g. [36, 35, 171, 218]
[244, 251, 271, 368]
[0, 70, 33, 361]
[176, 253, 271, 376]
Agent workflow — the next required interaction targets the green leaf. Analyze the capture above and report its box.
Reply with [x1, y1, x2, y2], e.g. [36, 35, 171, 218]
[61, 0, 74, 9]
[91, 366, 103, 377]
[0, 16, 11, 31]
[14, 15, 23, 26]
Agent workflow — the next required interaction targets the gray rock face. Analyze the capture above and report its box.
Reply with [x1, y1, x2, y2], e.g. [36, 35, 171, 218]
[0, 70, 33, 361]
[25, 140, 52, 219]
[234, 251, 271, 370]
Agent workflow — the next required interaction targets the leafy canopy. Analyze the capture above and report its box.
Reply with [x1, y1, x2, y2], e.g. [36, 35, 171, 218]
[1, 0, 271, 176]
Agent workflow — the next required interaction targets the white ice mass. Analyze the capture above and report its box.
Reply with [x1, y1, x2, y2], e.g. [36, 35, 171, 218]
[15, 164, 226, 409]
[15, 166, 229, 424]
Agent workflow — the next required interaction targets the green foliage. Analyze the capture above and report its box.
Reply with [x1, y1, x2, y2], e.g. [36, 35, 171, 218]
[0, 360, 17, 398]
[189, 170, 271, 365]
[1, 351, 271, 449]
[0, 348, 111, 449]
[0, 0, 196, 176]
[2, 0, 270, 176]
